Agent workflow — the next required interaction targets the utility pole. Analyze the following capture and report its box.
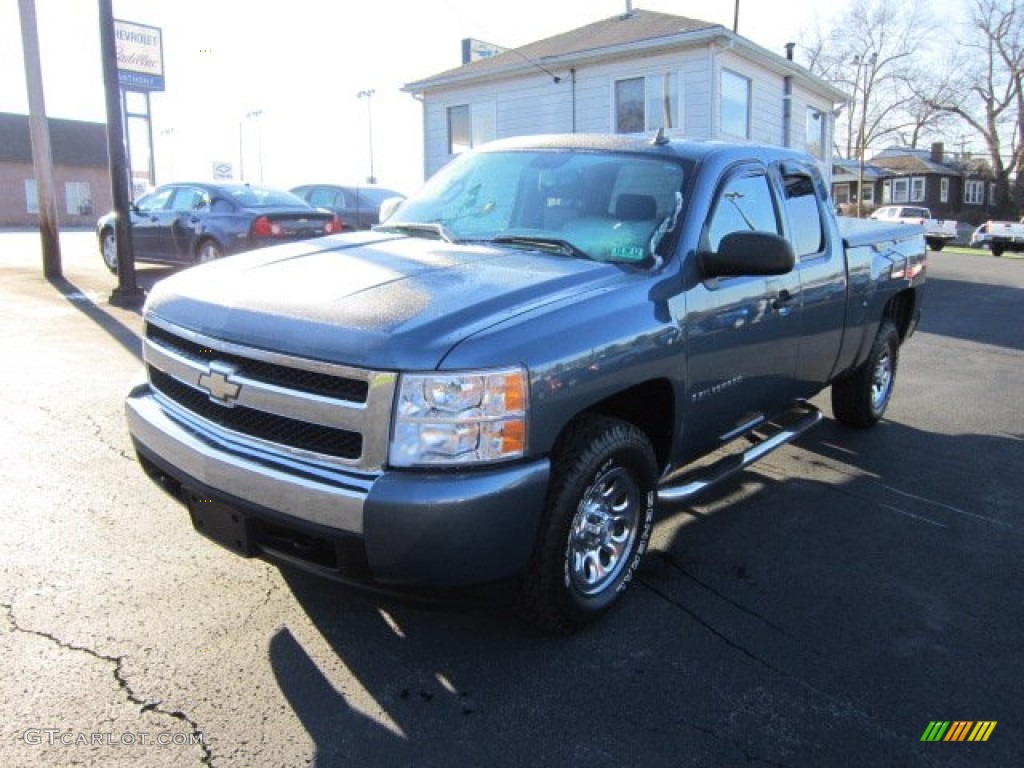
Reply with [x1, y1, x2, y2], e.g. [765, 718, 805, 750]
[99, 0, 143, 307]
[17, 0, 62, 278]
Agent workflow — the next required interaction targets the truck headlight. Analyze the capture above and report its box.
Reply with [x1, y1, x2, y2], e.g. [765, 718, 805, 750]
[390, 367, 527, 467]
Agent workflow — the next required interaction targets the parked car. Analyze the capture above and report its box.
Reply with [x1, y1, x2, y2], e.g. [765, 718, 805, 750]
[970, 219, 1024, 256]
[97, 182, 342, 273]
[290, 184, 405, 230]
[870, 205, 959, 251]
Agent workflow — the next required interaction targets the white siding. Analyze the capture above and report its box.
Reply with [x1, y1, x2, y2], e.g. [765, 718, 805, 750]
[419, 42, 837, 179]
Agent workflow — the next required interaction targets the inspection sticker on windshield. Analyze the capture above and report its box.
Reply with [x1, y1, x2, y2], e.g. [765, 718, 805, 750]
[612, 245, 646, 261]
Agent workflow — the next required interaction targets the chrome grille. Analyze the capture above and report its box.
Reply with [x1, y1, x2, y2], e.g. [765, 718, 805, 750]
[143, 317, 396, 471]
[146, 322, 369, 403]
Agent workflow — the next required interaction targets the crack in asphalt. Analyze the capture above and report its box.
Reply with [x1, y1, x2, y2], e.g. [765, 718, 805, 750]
[636, 578, 775, 670]
[85, 413, 135, 463]
[635, 577, 874, 723]
[1, 601, 212, 766]
[656, 552, 798, 641]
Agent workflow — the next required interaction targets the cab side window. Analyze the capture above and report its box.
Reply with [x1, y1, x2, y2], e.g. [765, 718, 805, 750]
[782, 171, 825, 258]
[704, 169, 779, 252]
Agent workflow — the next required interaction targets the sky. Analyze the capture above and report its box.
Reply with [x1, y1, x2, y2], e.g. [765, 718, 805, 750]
[0, 0, 858, 195]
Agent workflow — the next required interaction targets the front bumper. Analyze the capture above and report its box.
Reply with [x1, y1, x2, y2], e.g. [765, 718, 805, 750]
[126, 382, 550, 591]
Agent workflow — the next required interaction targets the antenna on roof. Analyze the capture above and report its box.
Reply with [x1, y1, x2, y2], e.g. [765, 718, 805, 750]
[623, 1, 635, 18]
[651, 127, 669, 146]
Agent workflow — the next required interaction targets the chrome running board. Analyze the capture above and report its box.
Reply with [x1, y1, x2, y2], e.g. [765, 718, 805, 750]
[657, 401, 823, 504]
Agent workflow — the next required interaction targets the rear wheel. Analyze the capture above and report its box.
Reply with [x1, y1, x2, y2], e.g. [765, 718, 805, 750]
[517, 415, 657, 634]
[101, 229, 117, 273]
[196, 239, 223, 263]
[831, 320, 900, 428]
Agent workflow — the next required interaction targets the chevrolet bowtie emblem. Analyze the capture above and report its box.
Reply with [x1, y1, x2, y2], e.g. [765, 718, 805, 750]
[198, 361, 241, 406]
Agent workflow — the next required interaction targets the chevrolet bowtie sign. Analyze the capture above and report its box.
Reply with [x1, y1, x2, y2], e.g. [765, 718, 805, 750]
[198, 361, 241, 406]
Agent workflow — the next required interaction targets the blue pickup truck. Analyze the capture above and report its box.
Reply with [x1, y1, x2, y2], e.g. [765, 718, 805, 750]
[126, 135, 926, 632]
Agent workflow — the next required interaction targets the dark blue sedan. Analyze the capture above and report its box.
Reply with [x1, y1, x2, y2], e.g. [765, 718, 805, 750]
[97, 182, 342, 272]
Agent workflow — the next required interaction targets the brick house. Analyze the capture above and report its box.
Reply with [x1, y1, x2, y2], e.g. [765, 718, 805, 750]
[0, 112, 111, 228]
[832, 143, 998, 224]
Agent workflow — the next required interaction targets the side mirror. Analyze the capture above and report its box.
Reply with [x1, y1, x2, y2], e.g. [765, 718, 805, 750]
[700, 231, 795, 278]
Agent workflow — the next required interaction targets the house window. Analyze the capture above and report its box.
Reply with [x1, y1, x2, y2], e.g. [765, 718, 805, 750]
[721, 70, 751, 139]
[614, 73, 678, 134]
[24, 179, 38, 214]
[805, 108, 826, 159]
[891, 178, 910, 203]
[834, 184, 850, 205]
[964, 180, 985, 205]
[447, 102, 496, 155]
[989, 183, 998, 206]
[940, 177, 949, 203]
[862, 184, 875, 204]
[65, 182, 92, 216]
[910, 177, 925, 203]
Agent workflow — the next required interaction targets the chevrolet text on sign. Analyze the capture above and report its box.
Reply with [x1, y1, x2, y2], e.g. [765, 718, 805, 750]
[114, 19, 164, 91]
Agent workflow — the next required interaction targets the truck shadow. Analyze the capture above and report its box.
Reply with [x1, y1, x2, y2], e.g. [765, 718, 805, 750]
[917, 275, 1023, 350]
[267, 417, 1022, 766]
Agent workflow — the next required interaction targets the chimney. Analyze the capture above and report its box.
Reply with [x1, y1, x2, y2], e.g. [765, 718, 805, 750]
[931, 142, 944, 164]
[785, 42, 795, 61]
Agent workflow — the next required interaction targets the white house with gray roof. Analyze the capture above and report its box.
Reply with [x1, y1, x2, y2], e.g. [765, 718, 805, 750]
[403, 8, 848, 179]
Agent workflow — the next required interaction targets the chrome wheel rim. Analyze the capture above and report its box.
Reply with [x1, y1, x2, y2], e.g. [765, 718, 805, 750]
[102, 233, 117, 270]
[568, 465, 639, 596]
[871, 349, 893, 412]
[198, 242, 221, 262]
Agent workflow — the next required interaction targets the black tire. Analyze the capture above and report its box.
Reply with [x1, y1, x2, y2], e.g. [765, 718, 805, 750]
[517, 414, 657, 634]
[196, 238, 223, 263]
[831, 320, 900, 428]
[927, 240, 945, 252]
[100, 228, 117, 273]
[992, 244, 1005, 257]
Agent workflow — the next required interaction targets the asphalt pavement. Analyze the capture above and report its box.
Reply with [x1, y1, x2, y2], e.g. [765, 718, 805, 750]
[1, 231, 1021, 767]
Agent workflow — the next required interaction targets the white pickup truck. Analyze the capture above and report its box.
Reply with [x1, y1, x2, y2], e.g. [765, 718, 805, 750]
[870, 206, 959, 251]
[970, 219, 1024, 257]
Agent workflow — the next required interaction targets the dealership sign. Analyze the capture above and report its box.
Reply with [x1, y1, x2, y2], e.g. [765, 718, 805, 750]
[115, 20, 164, 91]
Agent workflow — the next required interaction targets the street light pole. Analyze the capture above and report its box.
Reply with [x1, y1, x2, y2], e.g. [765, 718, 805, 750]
[357, 89, 376, 185]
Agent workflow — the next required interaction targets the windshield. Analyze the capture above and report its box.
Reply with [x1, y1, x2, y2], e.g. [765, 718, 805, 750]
[221, 185, 311, 208]
[387, 149, 689, 265]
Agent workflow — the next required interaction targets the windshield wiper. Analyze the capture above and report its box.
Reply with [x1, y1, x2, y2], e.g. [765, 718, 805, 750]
[373, 222, 457, 243]
[489, 235, 591, 260]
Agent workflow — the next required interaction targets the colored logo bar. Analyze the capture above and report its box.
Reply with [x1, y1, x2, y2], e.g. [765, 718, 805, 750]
[921, 721, 997, 742]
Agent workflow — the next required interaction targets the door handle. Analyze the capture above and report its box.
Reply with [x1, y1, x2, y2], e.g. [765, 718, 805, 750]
[772, 289, 794, 312]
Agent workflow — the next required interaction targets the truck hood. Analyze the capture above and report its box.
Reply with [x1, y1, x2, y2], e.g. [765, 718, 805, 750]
[144, 231, 628, 369]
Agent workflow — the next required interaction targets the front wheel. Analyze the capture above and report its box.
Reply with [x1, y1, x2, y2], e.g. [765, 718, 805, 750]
[831, 320, 900, 428]
[517, 415, 657, 634]
[196, 239, 223, 263]
[100, 229, 117, 273]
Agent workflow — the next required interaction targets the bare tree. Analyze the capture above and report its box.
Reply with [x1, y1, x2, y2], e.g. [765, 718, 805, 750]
[924, 0, 1023, 217]
[802, 0, 943, 160]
